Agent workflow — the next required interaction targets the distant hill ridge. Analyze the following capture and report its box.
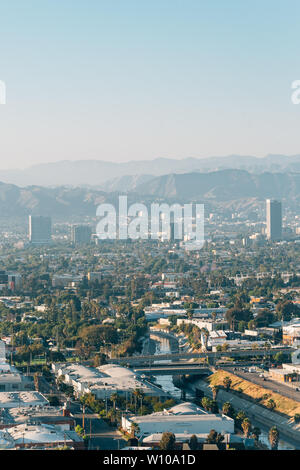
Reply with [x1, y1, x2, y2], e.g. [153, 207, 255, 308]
[1, 154, 300, 187]
[0, 169, 298, 217]
[134, 169, 300, 200]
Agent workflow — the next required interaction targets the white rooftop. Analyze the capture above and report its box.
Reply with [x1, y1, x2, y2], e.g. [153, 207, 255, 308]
[55, 363, 166, 396]
[128, 413, 232, 424]
[0, 391, 48, 408]
[8, 423, 82, 445]
[163, 402, 207, 415]
[97, 364, 136, 378]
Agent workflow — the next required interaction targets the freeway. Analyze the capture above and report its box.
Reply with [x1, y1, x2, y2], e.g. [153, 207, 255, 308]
[222, 365, 300, 402]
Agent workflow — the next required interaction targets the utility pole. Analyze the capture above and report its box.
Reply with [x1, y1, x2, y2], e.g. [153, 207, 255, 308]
[10, 326, 13, 366]
[82, 405, 85, 431]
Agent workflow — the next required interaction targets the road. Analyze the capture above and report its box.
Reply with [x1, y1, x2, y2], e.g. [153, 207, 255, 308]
[70, 401, 127, 450]
[222, 366, 300, 402]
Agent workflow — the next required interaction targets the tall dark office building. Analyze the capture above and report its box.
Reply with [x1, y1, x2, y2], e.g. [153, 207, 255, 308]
[266, 199, 282, 241]
[29, 216, 52, 244]
[71, 225, 92, 245]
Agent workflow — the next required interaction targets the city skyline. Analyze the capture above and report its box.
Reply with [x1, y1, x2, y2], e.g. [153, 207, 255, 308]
[0, 1, 300, 456]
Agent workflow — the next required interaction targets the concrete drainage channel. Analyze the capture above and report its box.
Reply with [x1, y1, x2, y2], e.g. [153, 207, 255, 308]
[188, 378, 300, 448]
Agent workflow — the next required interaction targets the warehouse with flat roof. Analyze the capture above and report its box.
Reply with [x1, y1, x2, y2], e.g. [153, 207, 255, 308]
[52, 363, 168, 399]
[121, 402, 234, 438]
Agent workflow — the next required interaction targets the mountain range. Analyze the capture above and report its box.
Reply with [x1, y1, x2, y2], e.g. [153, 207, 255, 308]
[0, 169, 299, 218]
[1, 154, 300, 188]
[134, 170, 300, 201]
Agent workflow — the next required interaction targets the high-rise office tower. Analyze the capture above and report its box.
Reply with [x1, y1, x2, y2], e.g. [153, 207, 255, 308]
[266, 199, 282, 241]
[29, 216, 52, 244]
[169, 212, 178, 242]
[170, 218, 175, 242]
[71, 225, 92, 245]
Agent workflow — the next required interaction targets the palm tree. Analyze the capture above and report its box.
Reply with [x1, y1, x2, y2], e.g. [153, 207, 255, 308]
[267, 399, 276, 411]
[212, 385, 219, 401]
[268, 426, 279, 450]
[201, 328, 209, 351]
[133, 388, 145, 412]
[110, 392, 118, 411]
[133, 389, 143, 414]
[223, 376, 232, 391]
[241, 418, 252, 438]
[130, 422, 140, 439]
[107, 408, 117, 425]
[201, 396, 213, 412]
[189, 434, 198, 450]
[235, 410, 246, 429]
[205, 429, 224, 445]
[251, 427, 261, 443]
[160, 432, 176, 450]
[222, 401, 235, 418]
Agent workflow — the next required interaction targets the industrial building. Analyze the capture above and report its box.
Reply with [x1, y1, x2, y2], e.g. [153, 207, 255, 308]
[282, 318, 300, 346]
[51, 363, 168, 399]
[0, 403, 75, 431]
[121, 402, 235, 439]
[268, 363, 300, 384]
[0, 423, 84, 449]
[0, 391, 49, 408]
[0, 340, 32, 390]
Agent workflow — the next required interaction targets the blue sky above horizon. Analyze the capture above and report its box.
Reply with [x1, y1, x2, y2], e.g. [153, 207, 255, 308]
[1, 0, 300, 169]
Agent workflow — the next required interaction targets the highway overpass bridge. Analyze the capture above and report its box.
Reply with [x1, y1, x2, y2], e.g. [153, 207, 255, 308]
[109, 347, 294, 366]
[133, 364, 211, 376]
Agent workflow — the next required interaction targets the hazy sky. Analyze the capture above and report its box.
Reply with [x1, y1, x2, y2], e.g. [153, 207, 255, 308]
[1, 0, 300, 169]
